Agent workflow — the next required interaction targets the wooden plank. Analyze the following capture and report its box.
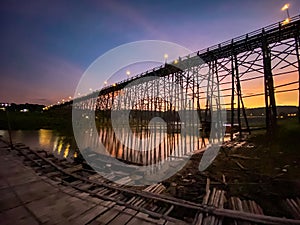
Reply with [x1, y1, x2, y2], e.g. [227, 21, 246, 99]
[108, 208, 137, 225]
[127, 212, 166, 225]
[70, 203, 114, 224]
[0, 206, 39, 225]
[90, 205, 125, 224]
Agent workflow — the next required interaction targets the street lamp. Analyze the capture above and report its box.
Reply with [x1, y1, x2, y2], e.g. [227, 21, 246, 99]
[281, 3, 290, 18]
[164, 53, 168, 62]
[281, 4, 291, 24]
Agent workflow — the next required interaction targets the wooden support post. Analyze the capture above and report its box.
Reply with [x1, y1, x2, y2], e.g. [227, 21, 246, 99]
[234, 55, 251, 135]
[204, 62, 212, 142]
[295, 35, 300, 124]
[215, 59, 223, 142]
[231, 56, 235, 141]
[262, 37, 277, 134]
[234, 55, 242, 138]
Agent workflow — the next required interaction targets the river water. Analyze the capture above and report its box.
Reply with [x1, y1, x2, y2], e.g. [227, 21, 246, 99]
[0, 129, 78, 161]
[0, 127, 210, 166]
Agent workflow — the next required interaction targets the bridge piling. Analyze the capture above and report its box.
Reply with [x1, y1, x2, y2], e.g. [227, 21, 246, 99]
[262, 36, 277, 135]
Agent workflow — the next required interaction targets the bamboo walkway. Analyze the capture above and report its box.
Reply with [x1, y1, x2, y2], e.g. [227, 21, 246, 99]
[1, 140, 300, 225]
[0, 141, 183, 225]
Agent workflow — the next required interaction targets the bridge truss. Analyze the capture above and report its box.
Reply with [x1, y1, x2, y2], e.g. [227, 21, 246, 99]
[72, 15, 300, 137]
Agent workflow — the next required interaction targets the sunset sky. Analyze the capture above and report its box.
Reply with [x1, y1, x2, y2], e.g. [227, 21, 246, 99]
[0, 0, 299, 107]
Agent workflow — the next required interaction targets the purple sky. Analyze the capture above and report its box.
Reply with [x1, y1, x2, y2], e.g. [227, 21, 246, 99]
[1, 0, 299, 105]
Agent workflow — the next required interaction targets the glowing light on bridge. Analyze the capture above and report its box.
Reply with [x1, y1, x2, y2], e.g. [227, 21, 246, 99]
[282, 18, 290, 25]
[164, 53, 168, 63]
[281, 3, 289, 11]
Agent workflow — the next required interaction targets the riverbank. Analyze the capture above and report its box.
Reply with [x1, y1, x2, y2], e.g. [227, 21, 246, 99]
[163, 118, 300, 217]
[0, 110, 73, 132]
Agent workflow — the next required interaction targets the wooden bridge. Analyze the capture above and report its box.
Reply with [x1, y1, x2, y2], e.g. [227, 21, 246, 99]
[55, 14, 300, 137]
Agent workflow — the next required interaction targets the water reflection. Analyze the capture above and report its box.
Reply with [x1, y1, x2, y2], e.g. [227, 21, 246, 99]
[0, 129, 79, 161]
[0, 127, 211, 166]
[51, 136, 78, 160]
[38, 129, 52, 148]
[78, 126, 206, 166]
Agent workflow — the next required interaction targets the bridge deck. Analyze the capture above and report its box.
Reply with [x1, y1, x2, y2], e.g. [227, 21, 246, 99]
[0, 142, 179, 225]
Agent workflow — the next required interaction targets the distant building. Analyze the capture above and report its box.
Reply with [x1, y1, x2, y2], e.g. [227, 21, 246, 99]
[1, 103, 45, 112]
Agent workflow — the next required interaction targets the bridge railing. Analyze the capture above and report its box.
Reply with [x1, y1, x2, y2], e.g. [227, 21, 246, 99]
[189, 14, 300, 58]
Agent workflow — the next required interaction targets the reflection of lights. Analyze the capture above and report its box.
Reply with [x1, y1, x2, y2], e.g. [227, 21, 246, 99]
[85, 115, 89, 119]
[64, 144, 70, 158]
[39, 129, 52, 147]
[57, 141, 63, 154]
[52, 137, 58, 152]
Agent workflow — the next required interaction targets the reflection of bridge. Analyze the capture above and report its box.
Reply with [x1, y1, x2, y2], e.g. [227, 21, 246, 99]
[60, 15, 299, 139]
